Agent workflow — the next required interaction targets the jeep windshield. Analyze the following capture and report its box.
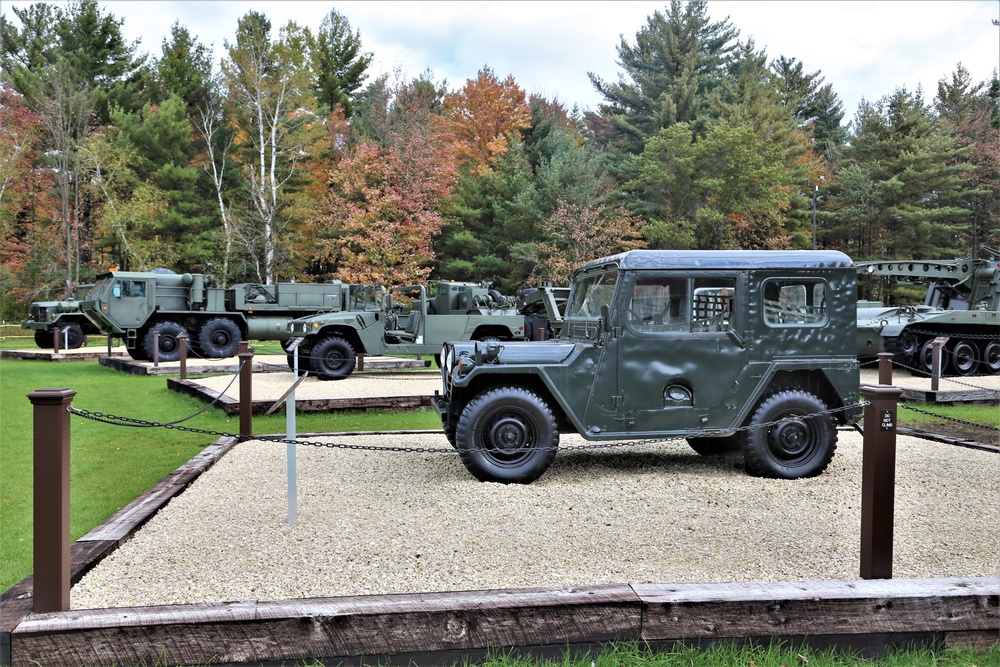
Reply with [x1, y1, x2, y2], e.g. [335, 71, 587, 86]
[563, 268, 618, 338]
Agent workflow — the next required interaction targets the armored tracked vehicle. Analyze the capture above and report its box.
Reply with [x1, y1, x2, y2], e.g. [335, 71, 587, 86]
[287, 281, 566, 380]
[856, 252, 1000, 375]
[79, 270, 359, 361]
[434, 250, 862, 484]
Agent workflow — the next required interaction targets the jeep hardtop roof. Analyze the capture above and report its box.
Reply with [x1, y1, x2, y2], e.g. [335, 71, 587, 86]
[579, 249, 854, 272]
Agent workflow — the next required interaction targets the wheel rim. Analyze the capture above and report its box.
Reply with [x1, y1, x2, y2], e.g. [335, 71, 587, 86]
[898, 332, 918, 357]
[919, 342, 937, 372]
[984, 341, 1000, 374]
[211, 330, 231, 347]
[483, 412, 535, 466]
[766, 416, 817, 462]
[323, 350, 347, 371]
[160, 336, 177, 353]
[951, 341, 978, 375]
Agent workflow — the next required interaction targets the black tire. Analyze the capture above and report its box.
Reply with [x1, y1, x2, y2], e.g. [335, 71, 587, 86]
[742, 390, 837, 479]
[34, 330, 54, 349]
[687, 434, 743, 457]
[143, 321, 185, 362]
[983, 341, 1000, 375]
[53, 322, 84, 349]
[455, 386, 558, 484]
[127, 346, 149, 361]
[918, 339, 944, 375]
[310, 336, 356, 380]
[950, 340, 979, 376]
[286, 350, 311, 376]
[197, 317, 242, 358]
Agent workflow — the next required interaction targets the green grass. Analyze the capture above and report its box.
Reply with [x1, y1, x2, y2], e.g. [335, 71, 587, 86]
[0, 357, 439, 592]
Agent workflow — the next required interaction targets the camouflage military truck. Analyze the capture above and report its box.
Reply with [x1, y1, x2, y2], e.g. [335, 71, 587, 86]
[22, 283, 98, 349]
[433, 250, 862, 484]
[287, 281, 566, 380]
[78, 270, 360, 361]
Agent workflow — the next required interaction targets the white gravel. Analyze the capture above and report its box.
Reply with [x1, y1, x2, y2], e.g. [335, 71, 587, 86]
[70, 429, 999, 610]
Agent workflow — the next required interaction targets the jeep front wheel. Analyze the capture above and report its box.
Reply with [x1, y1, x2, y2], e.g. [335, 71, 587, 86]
[455, 386, 558, 484]
[310, 336, 356, 380]
[742, 390, 836, 479]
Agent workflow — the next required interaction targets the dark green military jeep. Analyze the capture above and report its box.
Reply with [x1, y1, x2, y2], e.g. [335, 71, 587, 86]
[433, 250, 861, 484]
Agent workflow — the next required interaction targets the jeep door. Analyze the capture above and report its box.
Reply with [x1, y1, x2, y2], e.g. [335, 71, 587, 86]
[606, 271, 753, 434]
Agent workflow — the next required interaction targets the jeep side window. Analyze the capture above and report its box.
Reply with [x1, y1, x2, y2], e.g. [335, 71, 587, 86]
[762, 278, 829, 326]
[626, 276, 735, 333]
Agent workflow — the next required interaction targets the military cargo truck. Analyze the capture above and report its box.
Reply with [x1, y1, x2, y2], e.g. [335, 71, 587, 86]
[22, 283, 98, 349]
[287, 281, 567, 380]
[79, 270, 358, 361]
[856, 252, 1000, 375]
[433, 250, 862, 484]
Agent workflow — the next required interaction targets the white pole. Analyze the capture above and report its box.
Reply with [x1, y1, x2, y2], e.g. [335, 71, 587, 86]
[286, 346, 298, 526]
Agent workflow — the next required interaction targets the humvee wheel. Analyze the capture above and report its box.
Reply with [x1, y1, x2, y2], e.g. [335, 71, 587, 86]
[198, 317, 241, 358]
[143, 321, 185, 362]
[455, 386, 558, 484]
[742, 390, 836, 479]
[983, 341, 1000, 374]
[687, 434, 743, 457]
[311, 336, 356, 380]
[950, 340, 979, 376]
[34, 330, 55, 349]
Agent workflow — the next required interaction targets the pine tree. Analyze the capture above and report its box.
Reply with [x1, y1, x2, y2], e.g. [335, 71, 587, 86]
[309, 8, 372, 118]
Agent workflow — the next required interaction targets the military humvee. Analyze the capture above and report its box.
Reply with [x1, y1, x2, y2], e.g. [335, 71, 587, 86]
[433, 250, 862, 484]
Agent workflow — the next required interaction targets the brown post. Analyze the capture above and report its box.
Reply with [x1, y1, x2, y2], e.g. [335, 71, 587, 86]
[238, 341, 254, 439]
[107, 333, 113, 357]
[877, 352, 893, 385]
[357, 353, 364, 373]
[178, 332, 188, 380]
[52, 327, 61, 354]
[859, 383, 903, 580]
[29, 388, 76, 612]
[152, 330, 160, 367]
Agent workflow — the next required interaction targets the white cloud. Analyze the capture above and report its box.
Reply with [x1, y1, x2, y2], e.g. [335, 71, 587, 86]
[3, 0, 997, 117]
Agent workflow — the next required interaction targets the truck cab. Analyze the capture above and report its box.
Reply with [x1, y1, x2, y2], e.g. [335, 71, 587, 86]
[434, 250, 861, 484]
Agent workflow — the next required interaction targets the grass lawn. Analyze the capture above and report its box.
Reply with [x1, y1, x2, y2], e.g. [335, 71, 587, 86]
[0, 357, 440, 592]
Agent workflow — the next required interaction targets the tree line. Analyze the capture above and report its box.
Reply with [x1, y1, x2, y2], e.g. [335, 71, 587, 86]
[1, 0, 997, 318]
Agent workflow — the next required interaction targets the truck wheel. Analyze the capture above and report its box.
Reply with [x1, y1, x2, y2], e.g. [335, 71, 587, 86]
[286, 351, 311, 376]
[455, 386, 558, 484]
[918, 340, 944, 375]
[198, 317, 241, 358]
[55, 322, 84, 349]
[742, 390, 836, 479]
[34, 330, 55, 349]
[143, 321, 185, 362]
[687, 434, 743, 457]
[950, 340, 979, 376]
[310, 336, 356, 380]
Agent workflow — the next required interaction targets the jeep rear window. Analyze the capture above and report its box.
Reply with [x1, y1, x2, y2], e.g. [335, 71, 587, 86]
[762, 278, 828, 326]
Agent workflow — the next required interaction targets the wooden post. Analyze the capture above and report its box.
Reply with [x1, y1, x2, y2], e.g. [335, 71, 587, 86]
[877, 352, 893, 385]
[859, 384, 903, 580]
[28, 388, 76, 613]
[178, 333, 188, 380]
[52, 327, 60, 354]
[238, 341, 253, 439]
[357, 353, 364, 373]
[152, 330, 160, 367]
[106, 333, 113, 357]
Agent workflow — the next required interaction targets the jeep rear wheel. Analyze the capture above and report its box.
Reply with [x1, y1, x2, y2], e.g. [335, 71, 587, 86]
[742, 390, 836, 479]
[455, 386, 558, 484]
[310, 336, 356, 380]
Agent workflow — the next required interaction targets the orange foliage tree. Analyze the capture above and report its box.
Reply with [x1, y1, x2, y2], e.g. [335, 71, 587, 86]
[435, 67, 531, 173]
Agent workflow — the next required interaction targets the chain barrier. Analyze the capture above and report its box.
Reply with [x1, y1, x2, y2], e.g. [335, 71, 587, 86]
[897, 403, 1000, 433]
[66, 398, 868, 456]
[863, 354, 1000, 394]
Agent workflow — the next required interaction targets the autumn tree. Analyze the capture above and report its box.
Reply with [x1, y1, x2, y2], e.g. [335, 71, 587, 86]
[222, 11, 319, 284]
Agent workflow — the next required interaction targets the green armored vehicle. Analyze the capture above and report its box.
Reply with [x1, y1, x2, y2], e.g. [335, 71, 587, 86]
[287, 281, 566, 380]
[79, 270, 358, 361]
[433, 250, 862, 484]
[22, 283, 98, 349]
[856, 252, 1000, 375]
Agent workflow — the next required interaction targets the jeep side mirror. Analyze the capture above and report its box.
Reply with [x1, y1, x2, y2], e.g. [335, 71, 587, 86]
[600, 304, 612, 334]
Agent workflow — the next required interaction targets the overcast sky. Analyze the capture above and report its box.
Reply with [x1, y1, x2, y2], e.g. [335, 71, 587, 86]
[3, 1, 998, 122]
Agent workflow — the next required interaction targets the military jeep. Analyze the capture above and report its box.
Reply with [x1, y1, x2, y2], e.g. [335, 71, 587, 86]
[433, 250, 862, 484]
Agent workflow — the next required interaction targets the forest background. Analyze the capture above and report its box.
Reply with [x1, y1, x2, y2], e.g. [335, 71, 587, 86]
[0, 0, 997, 320]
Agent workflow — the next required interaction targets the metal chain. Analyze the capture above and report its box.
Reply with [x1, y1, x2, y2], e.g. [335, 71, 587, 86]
[67, 402, 868, 455]
[873, 356, 1000, 393]
[898, 403, 1000, 432]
